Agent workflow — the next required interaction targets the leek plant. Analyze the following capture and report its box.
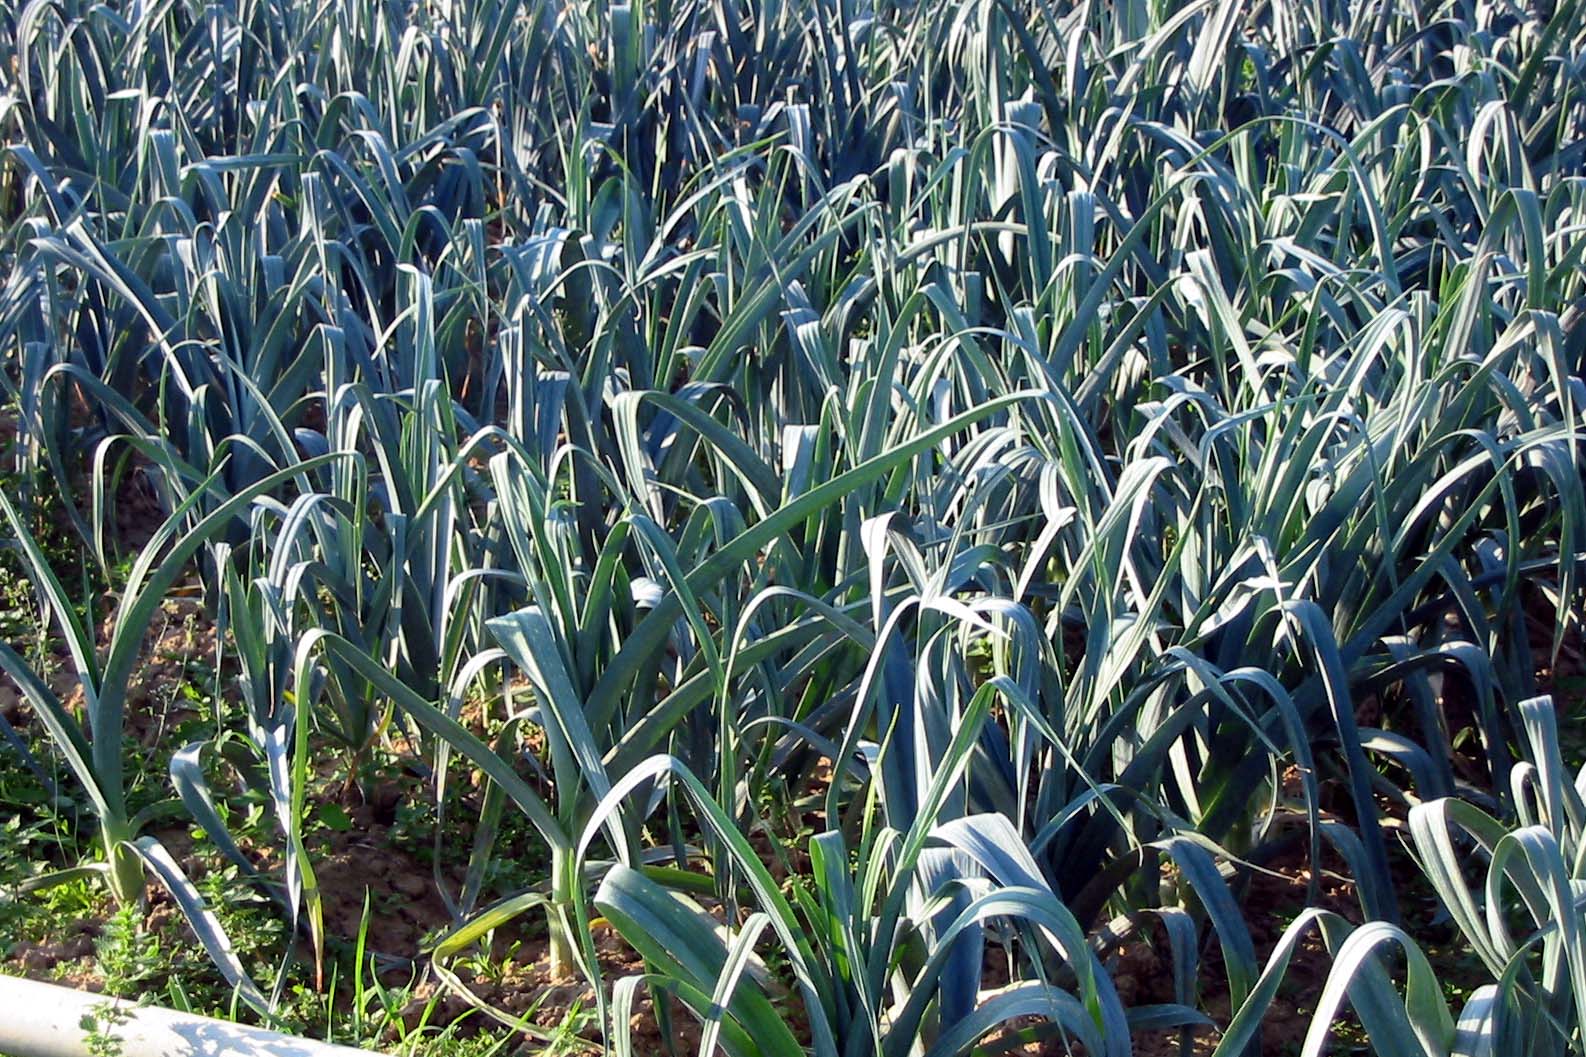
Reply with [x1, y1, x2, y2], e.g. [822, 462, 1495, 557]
[0, 0, 1583, 1050]
[1217, 696, 1586, 1057]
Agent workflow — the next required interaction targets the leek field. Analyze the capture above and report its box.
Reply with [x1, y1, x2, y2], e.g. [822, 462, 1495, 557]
[1, 0, 1585, 1053]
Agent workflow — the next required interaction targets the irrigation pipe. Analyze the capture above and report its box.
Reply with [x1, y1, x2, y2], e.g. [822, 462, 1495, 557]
[0, 975, 379, 1057]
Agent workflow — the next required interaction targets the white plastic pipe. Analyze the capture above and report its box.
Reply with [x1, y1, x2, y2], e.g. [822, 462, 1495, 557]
[0, 975, 380, 1057]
